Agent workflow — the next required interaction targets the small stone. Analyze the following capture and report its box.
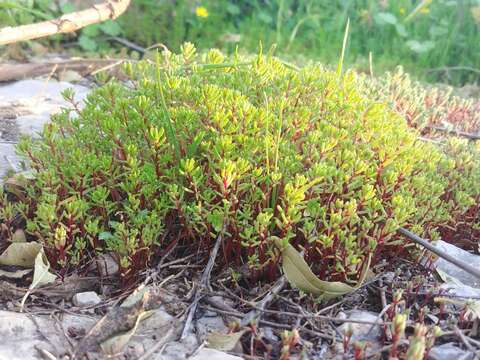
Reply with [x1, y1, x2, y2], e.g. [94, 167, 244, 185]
[335, 310, 382, 356]
[189, 348, 243, 360]
[94, 253, 119, 277]
[429, 342, 475, 360]
[72, 291, 102, 307]
[195, 313, 227, 340]
[261, 327, 279, 343]
[336, 310, 380, 342]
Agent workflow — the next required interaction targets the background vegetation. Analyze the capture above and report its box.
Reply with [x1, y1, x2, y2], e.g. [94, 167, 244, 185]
[1, 0, 480, 86]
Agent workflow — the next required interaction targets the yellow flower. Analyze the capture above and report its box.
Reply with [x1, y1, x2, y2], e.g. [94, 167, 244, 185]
[399, 7, 406, 15]
[196, 6, 209, 18]
[471, 6, 480, 25]
[420, 6, 430, 14]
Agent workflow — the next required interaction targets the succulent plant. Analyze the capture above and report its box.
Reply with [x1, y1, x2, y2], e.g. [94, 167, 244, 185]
[5, 45, 478, 285]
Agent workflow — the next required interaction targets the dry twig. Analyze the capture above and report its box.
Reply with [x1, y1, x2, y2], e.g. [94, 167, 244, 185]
[180, 225, 225, 339]
[240, 276, 286, 326]
[398, 227, 480, 281]
[0, 1, 131, 45]
[0, 60, 119, 82]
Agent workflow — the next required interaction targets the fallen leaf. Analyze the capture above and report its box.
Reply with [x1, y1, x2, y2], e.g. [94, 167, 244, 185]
[0, 242, 42, 267]
[100, 310, 152, 355]
[31, 249, 56, 287]
[207, 330, 247, 351]
[276, 238, 371, 299]
[3, 172, 34, 201]
[19, 249, 56, 311]
[11, 229, 26, 243]
[121, 287, 149, 308]
[0, 268, 32, 279]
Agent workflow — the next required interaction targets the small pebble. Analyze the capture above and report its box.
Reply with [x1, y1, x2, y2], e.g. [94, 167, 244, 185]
[72, 291, 102, 307]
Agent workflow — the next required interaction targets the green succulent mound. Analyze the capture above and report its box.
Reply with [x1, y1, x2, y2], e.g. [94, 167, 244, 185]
[365, 68, 480, 251]
[12, 45, 473, 284]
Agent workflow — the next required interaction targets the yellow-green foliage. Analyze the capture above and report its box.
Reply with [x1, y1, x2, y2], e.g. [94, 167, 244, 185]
[11, 45, 478, 284]
[364, 68, 480, 251]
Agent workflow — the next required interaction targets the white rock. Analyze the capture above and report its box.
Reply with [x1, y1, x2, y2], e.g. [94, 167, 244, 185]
[195, 312, 227, 340]
[0, 310, 96, 360]
[434, 240, 480, 288]
[189, 348, 243, 360]
[429, 342, 475, 360]
[0, 79, 90, 180]
[0, 305, 186, 359]
[159, 332, 199, 360]
[336, 310, 381, 342]
[72, 291, 102, 307]
[94, 252, 119, 277]
[335, 310, 382, 357]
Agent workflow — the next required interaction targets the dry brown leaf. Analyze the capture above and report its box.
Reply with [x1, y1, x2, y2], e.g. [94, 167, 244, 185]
[0, 242, 42, 267]
[276, 237, 371, 299]
[207, 330, 247, 352]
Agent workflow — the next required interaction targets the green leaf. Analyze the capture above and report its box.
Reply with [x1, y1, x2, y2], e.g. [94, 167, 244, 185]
[226, 3, 241, 15]
[207, 209, 224, 233]
[374, 12, 398, 26]
[82, 24, 100, 37]
[257, 11, 273, 24]
[100, 20, 122, 36]
[60, 3, 76, 14]
[99, 231, 115, 241]
[406, 40, 435, 53]
[78, 34, 97, 51]
[0, 1, 51, 20]
[276, 238, 370, 300]
[395, 24, 408, 37]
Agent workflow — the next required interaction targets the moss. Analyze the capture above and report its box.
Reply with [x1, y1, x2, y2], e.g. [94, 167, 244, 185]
[10, 45, 478, 284]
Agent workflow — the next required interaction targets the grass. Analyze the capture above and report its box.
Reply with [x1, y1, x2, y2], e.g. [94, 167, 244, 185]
[119, 0, 480, 86]
[1, 0, 480, 86]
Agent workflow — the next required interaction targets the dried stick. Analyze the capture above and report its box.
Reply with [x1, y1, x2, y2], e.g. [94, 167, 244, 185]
[240, 276, 286, 326]
[0, 0, 131, 46]
[398, 227, 480, 281]
[453, 326, 480, 357]
[180, 225, 225, 339]
[0, 59, 118, 82]
[426, 125, 480, 141]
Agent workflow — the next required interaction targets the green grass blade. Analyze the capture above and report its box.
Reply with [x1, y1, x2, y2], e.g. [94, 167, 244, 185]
[404, 0, 433, 23]
[336, 18, 350, 77]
